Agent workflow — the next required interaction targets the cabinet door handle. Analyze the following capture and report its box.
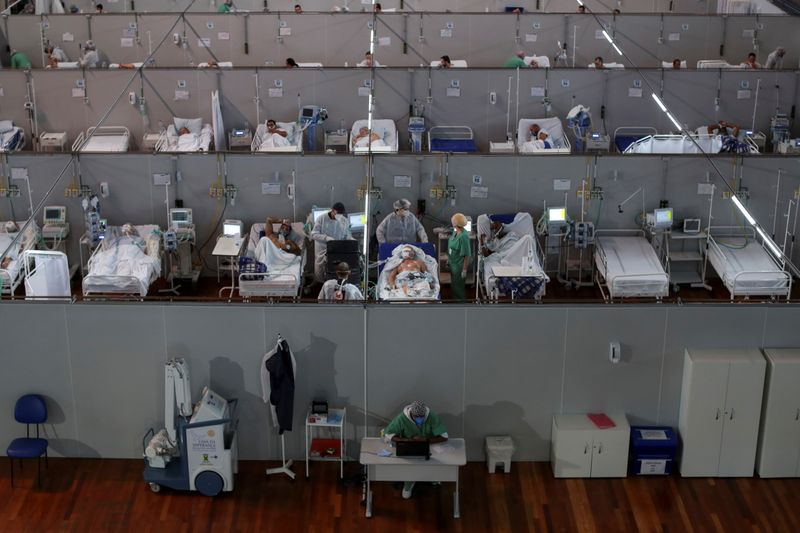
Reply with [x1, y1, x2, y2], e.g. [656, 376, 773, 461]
[597, 444, 603, 454]
[795, 408, 799, 421]
[584, 443, 589, 454]
[729, 408, 735, 421]
[715, 408, 720, 420]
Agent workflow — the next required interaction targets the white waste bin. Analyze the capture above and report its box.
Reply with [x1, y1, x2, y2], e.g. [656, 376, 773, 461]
[485, 435, 515, 473]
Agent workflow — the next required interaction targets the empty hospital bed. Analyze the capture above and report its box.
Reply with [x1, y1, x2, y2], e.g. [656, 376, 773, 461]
[72, 126, 131, 152]
[377, 243, 439, 300]
[476, 213, 549, 301]
[251, 122, 303, 152]
[155, 117, 213, 152]
[614, 126, 657, 153]
[0, 121, 25, 152]
[350, 119, 398, 153]
[594, 230, 669, 300]
[697, 60, 744, 69]
[0, 220, 39, 295]
[705, 226, 791, 301]
[238, 222, 307, 299]
[23, 250, 71, 299]
[82, 224, 162, 297]
[428, 126, 477, 153]
[623, 133, 759, 154]
[517, 117, 571, 154]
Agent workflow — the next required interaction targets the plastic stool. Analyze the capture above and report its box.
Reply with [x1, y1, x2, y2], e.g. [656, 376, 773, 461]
[485, 436, 515, 473]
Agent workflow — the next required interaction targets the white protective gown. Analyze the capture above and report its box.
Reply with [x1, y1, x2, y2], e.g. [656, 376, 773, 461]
[375, 212, 427, 244]
[318, 279, 364, 300]
[310, 213, 353, 281]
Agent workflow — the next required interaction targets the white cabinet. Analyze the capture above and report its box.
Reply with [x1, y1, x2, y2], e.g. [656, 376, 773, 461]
[678, 349, 766, 477]
[757, 349, 800, 478]
[550, 412, 630, 478]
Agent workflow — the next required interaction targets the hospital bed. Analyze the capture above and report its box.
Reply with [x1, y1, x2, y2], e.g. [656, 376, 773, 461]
[705, 226, 791, 301]
[238, 222, 307, 299]
[198, 62, 234, 68]
[350, 119, 398, 153]
[594, 230, 669, 300]
[476, 213, 549, 301]
[517, 117, 571, 154]
[50, 61, 80, 69]
[297, 62, 324, 68]
[428, 126, 477, 153]
[623, 133, 759, 154]
[377, 242, 439, 300]
[0, 121, 25, 152]
[155, 118, 213, 152]
[23, 250, 71, 299]
[72, 126, 131, 152]
[662, 60, 688, 69]
[697, 60, 744, 69]
[588, 62, 625, 69]
[524, 56, 550, 68]
[0, 221, 39, 295]
[82, 224, 162, 297]
[614, 126, 657, 153]
[108, 62, 144, 69]
[251, 121, 303, 152]
[429, 60, 468, 68]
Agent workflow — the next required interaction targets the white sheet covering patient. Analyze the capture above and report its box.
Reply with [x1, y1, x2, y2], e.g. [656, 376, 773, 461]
[259, 119, 293, 149]
[352, 127, 387, 149]
[87, 224, 160, 294]
[378, 244, 439, 299]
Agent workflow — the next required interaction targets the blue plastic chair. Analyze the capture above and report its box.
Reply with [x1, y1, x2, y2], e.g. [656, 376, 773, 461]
[6, 394, 48, 487]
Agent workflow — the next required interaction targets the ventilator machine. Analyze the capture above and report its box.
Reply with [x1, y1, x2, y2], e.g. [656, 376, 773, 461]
[408, 117, 426, 152]
[299, 105, 328, 151]
[142, 358, 238, 497]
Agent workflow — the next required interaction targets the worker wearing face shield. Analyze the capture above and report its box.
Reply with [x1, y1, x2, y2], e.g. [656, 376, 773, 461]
[375, 199, 428, 245]
[310, 202, 354, 282]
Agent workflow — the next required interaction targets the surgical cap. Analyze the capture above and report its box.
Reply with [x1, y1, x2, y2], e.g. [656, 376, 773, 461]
[332, 202, 346, 215]
[410, 400, 426, 418]
[393, 198, 411, 211]
[539, 130, 549, 137]
[451, 213, 467, 228]
[85, 40, 96, 51]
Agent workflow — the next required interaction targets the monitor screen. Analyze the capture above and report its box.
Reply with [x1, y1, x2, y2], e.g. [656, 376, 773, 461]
[312, 207, 330, 223]
[654, 208, 673, 227]
[171, 211, 187, 221]
[349, 212, 367, 229]
[223, 221, 242, 237]
[45, 208, 63, 221]
[795, 140, 800, 148]
[464, 217, 472, 233]
[302, 108, 314, 118]
[548, 207, 567, 223]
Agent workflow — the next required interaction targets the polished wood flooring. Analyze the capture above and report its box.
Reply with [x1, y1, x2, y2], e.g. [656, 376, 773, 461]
[2, 458, 800, 532]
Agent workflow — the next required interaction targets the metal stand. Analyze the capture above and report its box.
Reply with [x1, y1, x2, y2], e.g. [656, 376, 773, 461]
[266, 434, 295, 479]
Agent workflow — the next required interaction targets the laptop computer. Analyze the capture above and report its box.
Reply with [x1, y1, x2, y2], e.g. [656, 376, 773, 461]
[395, 439, 431, 460]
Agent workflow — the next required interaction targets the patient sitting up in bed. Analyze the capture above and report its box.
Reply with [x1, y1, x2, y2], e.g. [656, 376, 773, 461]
[707, 120, 749, 153]
[261, 119, 292, 149]
[480, 220, 520, 257]
[265, 217, 301, 256]
[352, 127, 386, 149]
[520, 125, 553, 152]
[386, 245, 430, 296]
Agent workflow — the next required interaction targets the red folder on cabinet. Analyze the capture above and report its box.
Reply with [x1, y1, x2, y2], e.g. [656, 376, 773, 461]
[587, 413, 616, 429]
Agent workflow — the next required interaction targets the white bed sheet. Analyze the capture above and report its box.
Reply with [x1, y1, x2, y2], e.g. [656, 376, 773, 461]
[0, 127, 23, 151]
[624, 135, 721, 154]
[240, 222, 306, 297]
[595, 236, 669, 298]
[517, 118, 570, 153]
[350, 119, 398, 153]
[483, 234, 548, 298]
[377, 244, 439, 300]
[80, 134, 129, 152]
[254, 122, 302, 152]
[0, 221, 38, 293]
[707, 238, 790, 294]
[162, 124, 213, 152]
[83, 224, 161, 296]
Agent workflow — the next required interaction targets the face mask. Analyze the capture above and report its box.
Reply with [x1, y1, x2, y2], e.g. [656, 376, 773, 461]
[401, 250, 413, 259]
[280, 228, 290, 237]
[413, 416, 425, 426]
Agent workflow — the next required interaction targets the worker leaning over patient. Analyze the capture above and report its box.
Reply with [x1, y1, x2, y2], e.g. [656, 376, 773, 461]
[384, 400, 448, 499]
[375, 198, 428, 245]
[310, 202, 353, 282]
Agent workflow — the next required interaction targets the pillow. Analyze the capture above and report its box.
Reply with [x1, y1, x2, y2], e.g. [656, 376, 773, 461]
[173, 117, 203, 135]
[0, 120, 14, 134]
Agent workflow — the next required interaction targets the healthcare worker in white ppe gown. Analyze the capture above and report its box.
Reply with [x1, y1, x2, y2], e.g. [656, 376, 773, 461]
[310, 202, 354, 282]
[375, 199, 428, 245]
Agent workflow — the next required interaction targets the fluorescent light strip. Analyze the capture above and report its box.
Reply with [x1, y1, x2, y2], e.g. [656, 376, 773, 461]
[651, 93, 667, 112]
[731, 194, 756, 225]
[601, 30, 623, 56]
[576, 0, 584, 5]
[756, 226, 783, 257]
[665, 112, 682, 131]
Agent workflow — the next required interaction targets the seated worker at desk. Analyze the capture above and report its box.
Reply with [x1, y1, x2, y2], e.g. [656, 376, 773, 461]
[386, 245, 429, 296]
[265, 217, 301, 256]
[318, 261, 363, 301]
[385, 400, 448, 499]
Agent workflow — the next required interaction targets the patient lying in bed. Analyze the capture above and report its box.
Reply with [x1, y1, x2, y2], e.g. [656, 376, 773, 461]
[260, 120, 293, 149]
[382, 245, 438, 298]
[90, 224, 159, 283]
[519, 130, 552, 153]
[174, 127, 205, 151]
[352, 127, 387, 149]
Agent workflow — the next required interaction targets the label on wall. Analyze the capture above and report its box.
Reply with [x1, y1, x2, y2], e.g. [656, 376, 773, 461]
[153, 173, 171, 186]
[595, 30, 605, 40]
[358, 87, 371, 97]
[446, 87, 461, 97]
[279, 27, 292, 36]
[0, 88, 4, 97]
[668, 33, 680, 41]
[525, 34, 537, 42]
[470, 186, 489, 199]
[218, 32, 230, 41]
[394, 175, 412, 188]
[553, 179, 571, 191]
[737, 90, 751, 100]
[268, 88, 283, 98]
[198, 38, 211, 48]
[120, 38, 134, 48]
[71, 88, 85, 98]
[378, 37, 391, 46]
[261, 182, 281, 195]
[628, 88, 643, 98]
[174, 90, 190, 101]
[743, 29, 755, 37]
[531, 86, 545, 97]
[440, 29, 453, 38]
[63, 32, 74, 42]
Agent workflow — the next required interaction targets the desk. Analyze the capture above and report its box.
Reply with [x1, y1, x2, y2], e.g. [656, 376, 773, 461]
[212, 236, 244, 298]
[359, 437, 466, 519]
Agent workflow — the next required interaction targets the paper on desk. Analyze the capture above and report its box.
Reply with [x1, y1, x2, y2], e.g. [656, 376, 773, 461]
[378, 448, 393, 457]
[431, 443, 455, 454]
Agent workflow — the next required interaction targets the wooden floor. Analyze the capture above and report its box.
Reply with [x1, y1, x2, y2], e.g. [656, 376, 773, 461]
[2, 459, 800, 532]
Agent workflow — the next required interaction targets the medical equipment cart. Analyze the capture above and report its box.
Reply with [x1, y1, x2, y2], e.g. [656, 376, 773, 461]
[324, 130, 348, 153]
[305, 407, 345, 478]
